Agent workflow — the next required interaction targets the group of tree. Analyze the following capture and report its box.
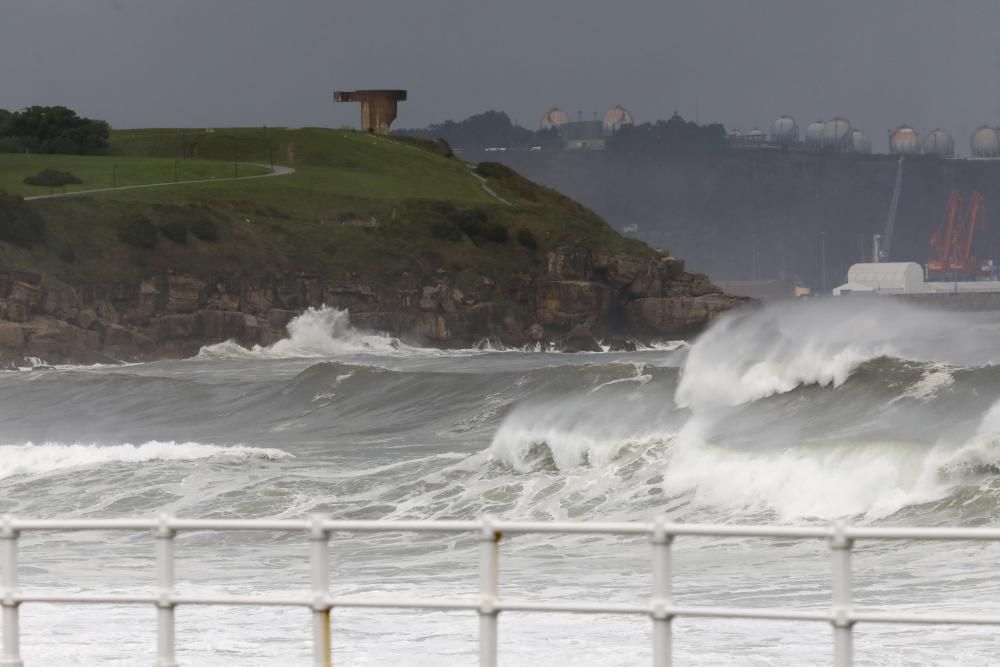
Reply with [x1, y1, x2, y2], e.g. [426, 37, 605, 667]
[399, 109, 728, 158]
[605, 114, 728, 158]
[0, 106, 110, 155]
[396, 110, 561, 152]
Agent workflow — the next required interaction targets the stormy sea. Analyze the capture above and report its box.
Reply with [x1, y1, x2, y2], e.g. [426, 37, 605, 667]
[3, 299, 1000, 665]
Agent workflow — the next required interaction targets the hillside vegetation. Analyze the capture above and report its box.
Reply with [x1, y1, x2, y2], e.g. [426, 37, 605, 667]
[1, 127, 654, 287]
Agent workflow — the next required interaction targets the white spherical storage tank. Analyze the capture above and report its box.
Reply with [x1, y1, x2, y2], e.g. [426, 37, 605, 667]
[602, 106, 634, 134]
[849, 129, 871, 154]
[889, 126, 920, 155]
[541, 108, 570, 130]
[821, 117, 851, 149]
[805, 121, 826, 146]
[970, 126, 1000, 158]
[922, 129, 954, 157]
[770, 115, 799, 144]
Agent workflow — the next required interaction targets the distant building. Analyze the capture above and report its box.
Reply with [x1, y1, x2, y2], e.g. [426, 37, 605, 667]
[833, 262, 924, 295]
[560, 120, 605, 150]
[334, 89, 407, 135]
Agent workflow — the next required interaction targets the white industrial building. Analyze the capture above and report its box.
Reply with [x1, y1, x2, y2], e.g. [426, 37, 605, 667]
[833, 262, 925, 294]
[834, 262, 1000, 295]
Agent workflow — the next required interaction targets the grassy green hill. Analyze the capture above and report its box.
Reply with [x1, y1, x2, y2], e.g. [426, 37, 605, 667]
[0, 154, 268, 197]
[1, 127, 653, 288]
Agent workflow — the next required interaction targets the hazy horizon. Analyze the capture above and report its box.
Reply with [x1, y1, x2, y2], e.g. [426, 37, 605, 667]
[4, 1, 1000, 152]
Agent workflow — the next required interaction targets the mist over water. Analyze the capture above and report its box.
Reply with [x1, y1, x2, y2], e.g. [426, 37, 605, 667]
[4, 302, 1000, 664]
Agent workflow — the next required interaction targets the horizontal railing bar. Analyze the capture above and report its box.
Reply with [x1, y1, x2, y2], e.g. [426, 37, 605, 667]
[321, 520, 481, 533]
[846, 526, 1000, 541]
[496, 600, 650, 614]
[11, 519, 158, 531]
[11, 518, 1000, 543]
[670, 605, 831, 622]
[494, 521, 652, 535]
[16, 592, 1000, 627]
[331, 597, 479, 611]
[662, 523, 832, 539]
[168, 519, 310, 532]
[852, 611, 1000, 626]
[18, 593, 156, 604]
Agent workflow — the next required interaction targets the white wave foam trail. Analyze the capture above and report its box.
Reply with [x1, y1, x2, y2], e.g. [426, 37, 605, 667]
[198, 306, 415, 359]
[0, 441, 291, 479]
[676, 298, 998, 410]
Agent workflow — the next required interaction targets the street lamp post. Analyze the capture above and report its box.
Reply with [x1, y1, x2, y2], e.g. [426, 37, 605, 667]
[821, 231, 827, 294]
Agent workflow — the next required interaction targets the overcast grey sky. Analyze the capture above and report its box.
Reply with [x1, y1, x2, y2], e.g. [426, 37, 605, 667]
[3, 1, 999, 152]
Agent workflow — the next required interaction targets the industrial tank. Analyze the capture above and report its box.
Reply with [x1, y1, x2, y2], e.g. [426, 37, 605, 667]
[849, 129, 871, 154]
[821, 117, 852, 149]
[971, 126, 1000, 158]
[602, 105, 634, 134]
[805, 121, 826, 146]
[770, 115, 799, 144]
[541, 108, 570, 130]
[748, 128, 766, 139]
[922, 129, 954, 157]
[889, 126, 920, 155]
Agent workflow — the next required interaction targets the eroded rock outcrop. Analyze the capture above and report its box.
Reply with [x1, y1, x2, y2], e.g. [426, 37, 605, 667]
[0, 246, 747, 364]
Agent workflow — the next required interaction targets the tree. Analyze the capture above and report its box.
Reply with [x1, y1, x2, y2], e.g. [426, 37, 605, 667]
[2, 106, 110, 155]
[606, 113, 728, 158]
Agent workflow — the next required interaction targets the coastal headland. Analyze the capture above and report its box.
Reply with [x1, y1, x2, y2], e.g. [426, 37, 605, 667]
[0, 128, 744, 364]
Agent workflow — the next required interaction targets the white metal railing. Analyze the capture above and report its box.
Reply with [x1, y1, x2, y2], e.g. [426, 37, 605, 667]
[2, 515, 1000, 666]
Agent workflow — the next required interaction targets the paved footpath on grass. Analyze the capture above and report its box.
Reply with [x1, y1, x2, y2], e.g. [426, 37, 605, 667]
[23, 163, 296, 201]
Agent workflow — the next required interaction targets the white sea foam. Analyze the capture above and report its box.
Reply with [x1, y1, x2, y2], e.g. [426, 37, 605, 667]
[676, 299, 996, 410]
[198, 306, 416, 359]
[0, 441, 291, 479]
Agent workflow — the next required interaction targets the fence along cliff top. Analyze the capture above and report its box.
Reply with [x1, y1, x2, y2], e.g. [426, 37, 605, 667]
[334, 90, 407, 135]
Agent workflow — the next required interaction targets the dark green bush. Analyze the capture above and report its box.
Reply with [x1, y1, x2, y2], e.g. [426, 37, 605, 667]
[189, 219, 219, 241]
[117, 215, 157, 250]
[484, 222, 508, 243]
[516, 227, 538, 250]
[159, 221, 188, 244]
[23, 169, 82, 187]
[0, 191, 46, 247]
[455, 209, 488, 239]
[56, 243, 76, 263]
[474, 162, 516, 180]
[430, 221, 462, 242]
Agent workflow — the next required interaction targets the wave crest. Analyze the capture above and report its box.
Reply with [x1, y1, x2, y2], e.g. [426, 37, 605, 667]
[0, 441, 291, 479]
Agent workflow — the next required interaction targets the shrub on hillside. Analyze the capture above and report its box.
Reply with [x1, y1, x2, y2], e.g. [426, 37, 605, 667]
[117, 215, 157, 250]
[430, 221, 462, 242]
[516, 227, 538, 250]
[474, 162, 516, 180]
[23, 169, 82, 187]
[159, 222, 188, 244]
[484, 222, 508, 243]
[0, 191, 46, 247]
[189, 218, 219, 241]
[455, 209, 488, 239]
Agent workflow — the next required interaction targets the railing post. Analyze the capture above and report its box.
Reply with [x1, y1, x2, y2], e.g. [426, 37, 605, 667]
[309, 515, 332, 667]
[650, 516, 673, 667]
[0, 515, 22, 667]
[830, 520, 854, 667]
[154, 513, 177, 667]
[478, 516, 500, 667]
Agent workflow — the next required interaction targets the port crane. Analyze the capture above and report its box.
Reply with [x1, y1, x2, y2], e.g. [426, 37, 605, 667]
[928, 190, 986, 277]
[876, 157, 904, 262]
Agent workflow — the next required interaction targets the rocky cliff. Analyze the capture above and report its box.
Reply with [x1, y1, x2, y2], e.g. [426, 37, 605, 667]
[0, 246, 745, 365]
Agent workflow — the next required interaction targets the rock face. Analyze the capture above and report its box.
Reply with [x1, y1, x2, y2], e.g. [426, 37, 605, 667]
[0, 248, 747, 364]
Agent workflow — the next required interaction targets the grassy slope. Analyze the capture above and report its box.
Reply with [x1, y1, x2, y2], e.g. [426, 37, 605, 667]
[3, 128, 655, 292]
[0, 154, 268, 197]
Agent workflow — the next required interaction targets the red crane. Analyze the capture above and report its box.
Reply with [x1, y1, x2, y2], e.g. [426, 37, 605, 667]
[928, 190, 964, 274]
[928, 190, 986, 277]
